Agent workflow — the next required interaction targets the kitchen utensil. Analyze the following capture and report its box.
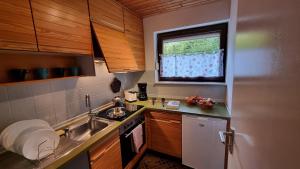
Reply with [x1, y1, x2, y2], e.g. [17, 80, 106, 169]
[161, 98, 166, 107]
[112, 96, 124, 107]
[106, 107, 126, 119]
[34, 68, 49, 80]
[110, 77, 121, 93]
[151, 97, 156, 106]
[0, 119, 50, 150]
[9, 69, 29, 82]
[14, 127, 59, 160]
[67, 67, 80, 76]
[52, 68, 65, 77]
[0, 119, 59, 160]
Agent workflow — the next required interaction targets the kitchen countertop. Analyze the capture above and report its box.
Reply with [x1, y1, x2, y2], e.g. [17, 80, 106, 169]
[0, 99, 230, 169]
[129, 99, 230, 120]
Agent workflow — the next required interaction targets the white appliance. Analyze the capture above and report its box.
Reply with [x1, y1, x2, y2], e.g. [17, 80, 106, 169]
[182, 115, 226, 169]
[124, 90, 137, 102]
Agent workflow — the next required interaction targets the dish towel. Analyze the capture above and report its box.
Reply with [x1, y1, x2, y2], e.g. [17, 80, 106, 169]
[132, 124, 143, 153]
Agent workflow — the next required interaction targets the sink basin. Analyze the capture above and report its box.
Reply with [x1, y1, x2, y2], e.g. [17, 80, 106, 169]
[66, 118, 109, 142]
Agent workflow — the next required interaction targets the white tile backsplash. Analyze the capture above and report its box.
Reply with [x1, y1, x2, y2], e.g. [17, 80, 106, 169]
[0, 64, 139, 131]
[0, 101, 13, 131]
[6, 83, 34, 100]
[0, 87, 8, 102]
[10, 97, 37, 121]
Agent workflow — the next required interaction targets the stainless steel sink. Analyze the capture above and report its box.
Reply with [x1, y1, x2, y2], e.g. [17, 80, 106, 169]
[66, 118, 109, 142]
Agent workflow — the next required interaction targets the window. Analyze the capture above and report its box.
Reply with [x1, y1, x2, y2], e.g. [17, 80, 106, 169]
[157, 23, 228, 83]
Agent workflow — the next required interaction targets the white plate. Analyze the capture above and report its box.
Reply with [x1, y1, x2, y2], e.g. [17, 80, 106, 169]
[14, 127, 59, 160]
[0, 119, 51, 151]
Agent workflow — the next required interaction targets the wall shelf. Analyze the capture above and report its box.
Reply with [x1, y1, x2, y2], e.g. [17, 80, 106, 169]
[0, 76, 82, 86]
[0, 50, 96, 85]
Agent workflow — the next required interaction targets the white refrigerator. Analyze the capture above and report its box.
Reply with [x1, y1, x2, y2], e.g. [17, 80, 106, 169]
[182, 114, 227, 169]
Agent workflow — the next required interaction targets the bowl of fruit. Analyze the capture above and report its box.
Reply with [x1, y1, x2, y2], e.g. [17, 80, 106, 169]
[185, 96, 215, 109]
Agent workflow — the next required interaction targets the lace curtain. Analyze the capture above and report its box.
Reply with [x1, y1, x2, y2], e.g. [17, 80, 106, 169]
[160, 50, 224, 78]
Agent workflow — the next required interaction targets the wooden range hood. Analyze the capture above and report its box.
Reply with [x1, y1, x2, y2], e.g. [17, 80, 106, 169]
[91, 23, 139, 73]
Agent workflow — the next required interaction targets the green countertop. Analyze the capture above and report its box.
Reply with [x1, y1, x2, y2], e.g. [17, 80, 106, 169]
[129, 100, 230, 120]
[0, 100, 230, 169]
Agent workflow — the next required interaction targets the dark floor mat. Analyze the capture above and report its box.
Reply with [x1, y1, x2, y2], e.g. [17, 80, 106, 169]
[136, 152, 191, 169]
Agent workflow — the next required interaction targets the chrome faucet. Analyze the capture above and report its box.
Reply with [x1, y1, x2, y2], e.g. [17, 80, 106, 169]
[85, 94, 95, 129]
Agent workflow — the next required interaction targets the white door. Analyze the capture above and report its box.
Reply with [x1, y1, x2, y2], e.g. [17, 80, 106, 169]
[228, 0, 300, 169]
[182, 115, 226, 169]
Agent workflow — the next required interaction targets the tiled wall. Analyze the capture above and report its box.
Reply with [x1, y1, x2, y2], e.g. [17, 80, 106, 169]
[0, 63, 141, 132]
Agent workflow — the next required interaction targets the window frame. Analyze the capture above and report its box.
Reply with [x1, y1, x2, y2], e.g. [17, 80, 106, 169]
[157, 23, 228, 83]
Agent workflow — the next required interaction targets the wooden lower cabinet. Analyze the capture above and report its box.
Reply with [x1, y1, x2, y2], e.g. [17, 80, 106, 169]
[146, 111, 182, 158]
[89, 131, 122, 169]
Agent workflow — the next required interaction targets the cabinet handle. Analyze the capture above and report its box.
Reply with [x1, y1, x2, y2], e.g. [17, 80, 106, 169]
[150, 118, 170, 123]
[150, 118, 181, 124]
[169, 120, 181, 124]
[91, 149, 105, 163]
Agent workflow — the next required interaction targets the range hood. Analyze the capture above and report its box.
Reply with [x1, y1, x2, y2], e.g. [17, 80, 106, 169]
[91, 23, 105, 63]
[91, 22, 140, 73]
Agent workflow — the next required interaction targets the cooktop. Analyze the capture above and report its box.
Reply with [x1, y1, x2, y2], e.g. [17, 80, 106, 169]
[97, 104, 144, 121]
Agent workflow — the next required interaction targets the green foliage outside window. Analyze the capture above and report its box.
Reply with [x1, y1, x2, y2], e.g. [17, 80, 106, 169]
[163, 36, 220, 56]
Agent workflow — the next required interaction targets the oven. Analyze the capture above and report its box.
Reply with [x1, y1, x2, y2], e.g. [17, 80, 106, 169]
[119, 114, 145, 168]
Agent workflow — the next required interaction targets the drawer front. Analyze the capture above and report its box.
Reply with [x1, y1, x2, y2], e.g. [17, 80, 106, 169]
[147, 111, 182, 122]
[90, 131, 122, 169]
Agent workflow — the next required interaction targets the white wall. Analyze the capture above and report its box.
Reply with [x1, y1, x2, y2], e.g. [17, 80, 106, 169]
[139, 0, 231, 101]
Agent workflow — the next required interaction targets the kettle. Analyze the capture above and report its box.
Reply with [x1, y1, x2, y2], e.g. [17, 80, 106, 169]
[112, 96, 124, 107]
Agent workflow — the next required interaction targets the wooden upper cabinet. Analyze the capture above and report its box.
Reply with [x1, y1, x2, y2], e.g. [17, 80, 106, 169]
[89, 0, 124, 32]
[30, 0, 92, 55]
[0, 0, 37, 51]
[124, 9, 145, 71]
[92, 23, 138, 72]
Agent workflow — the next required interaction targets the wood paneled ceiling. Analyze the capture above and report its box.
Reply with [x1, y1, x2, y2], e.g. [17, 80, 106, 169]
[116, 0, 220, 17]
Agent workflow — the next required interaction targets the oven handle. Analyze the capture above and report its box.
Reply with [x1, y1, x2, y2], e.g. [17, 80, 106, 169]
[125, 121, 145, 138]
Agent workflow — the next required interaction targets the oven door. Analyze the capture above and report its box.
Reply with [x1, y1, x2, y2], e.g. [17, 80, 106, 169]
[119, 122, 145, 168]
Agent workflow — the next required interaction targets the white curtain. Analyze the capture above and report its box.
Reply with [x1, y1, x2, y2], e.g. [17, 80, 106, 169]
[160, 51, 223, 78]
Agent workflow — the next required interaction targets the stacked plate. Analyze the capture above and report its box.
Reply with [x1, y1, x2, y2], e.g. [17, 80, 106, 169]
[0, 119, 60, 160]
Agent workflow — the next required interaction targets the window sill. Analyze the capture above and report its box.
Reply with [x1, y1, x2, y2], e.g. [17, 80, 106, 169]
[154, 81, 227, 86]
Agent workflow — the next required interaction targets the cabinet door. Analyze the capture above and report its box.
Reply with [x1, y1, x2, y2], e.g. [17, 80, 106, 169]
[182, 115, 227, 169]
[0, 0, 37, 51]
[30, 0, 91, 54]
[89, 0, 124, 32]
[124, 9, 145, 71]
[146, 112, 182, 158]
[90, 132, 122, 169]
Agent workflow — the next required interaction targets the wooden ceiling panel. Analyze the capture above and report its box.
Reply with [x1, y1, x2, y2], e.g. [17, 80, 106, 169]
[116, 0, 220, 17]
